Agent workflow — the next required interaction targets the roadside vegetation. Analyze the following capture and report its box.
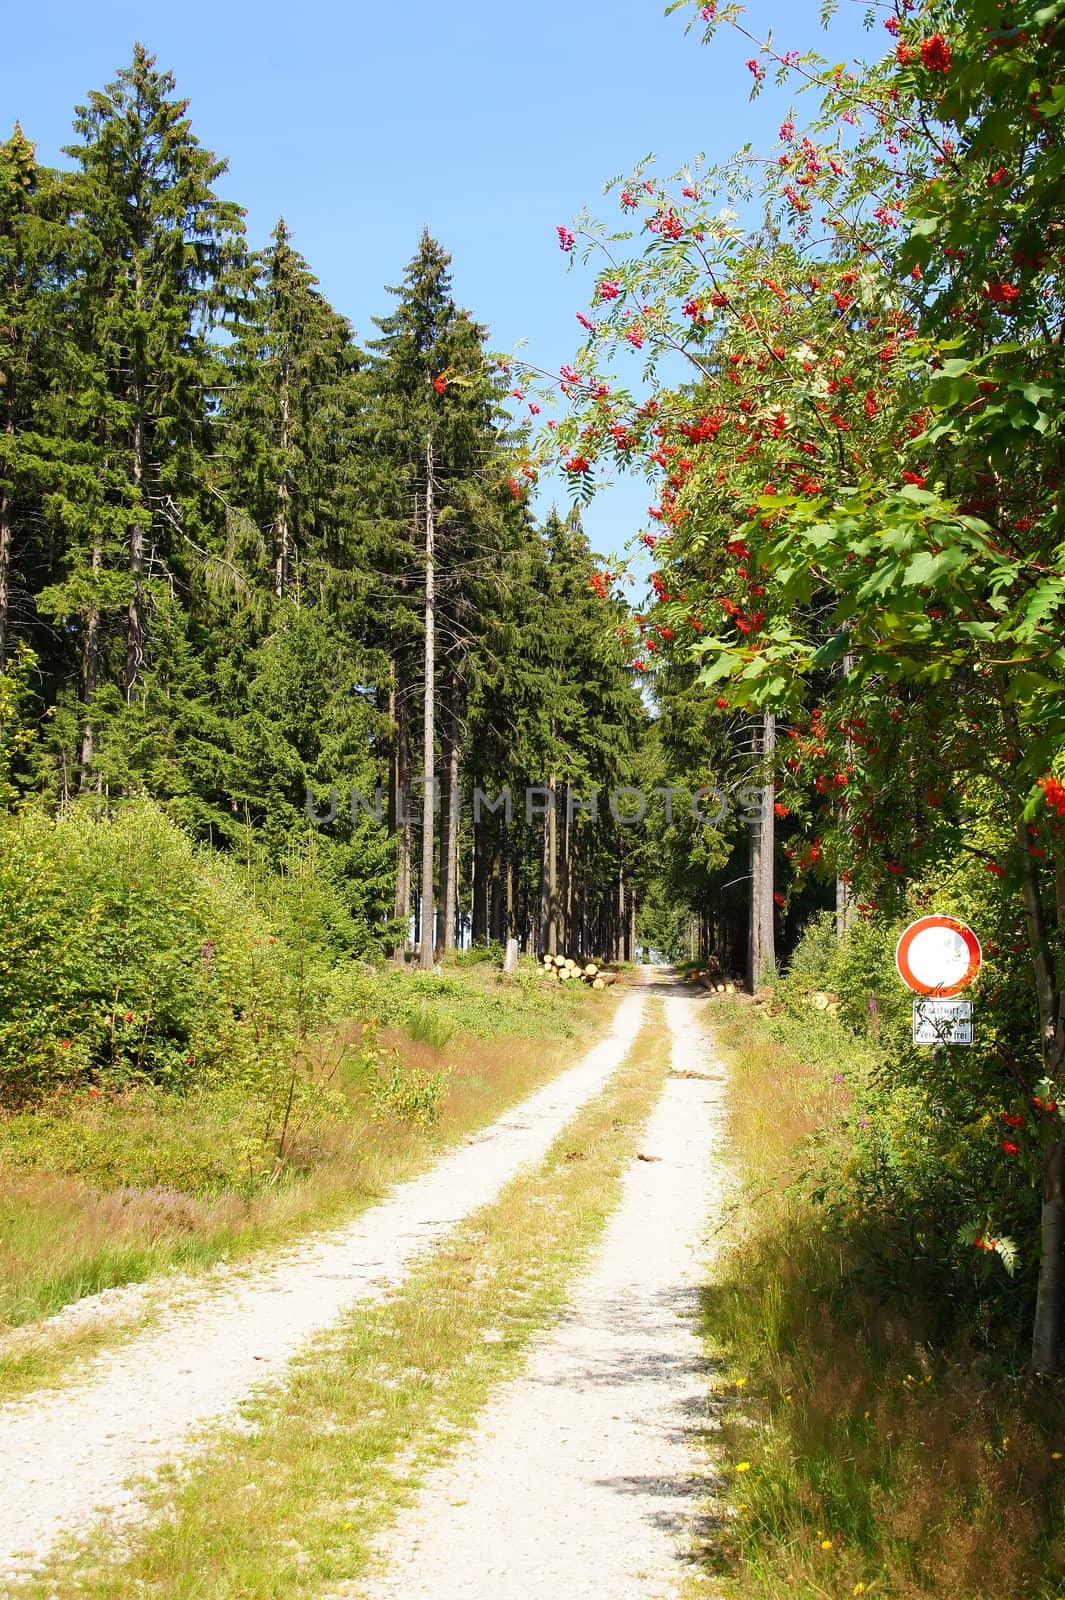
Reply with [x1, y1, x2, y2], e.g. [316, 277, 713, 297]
[11, 1007, 670, 1600]
[0, 802, 611, 1346]
[696, 920, 1065, 1600]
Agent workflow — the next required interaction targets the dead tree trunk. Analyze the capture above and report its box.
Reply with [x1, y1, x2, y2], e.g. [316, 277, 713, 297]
[418, 431, 436, 970]
[436, 682, 459, 957]
[390, 665, 411, 962]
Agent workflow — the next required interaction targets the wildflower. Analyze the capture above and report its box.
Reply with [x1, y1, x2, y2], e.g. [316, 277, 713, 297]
[715, 697, 729, 709]
[832, 1072, 845, 1084]
[125, 1012, 134, 1023]
[61, 1039, 71, 1049]
[735, 1462, 751, 1473]
[1052, 1452, 1063, 1460]
[821, 1538, 834, 1550]
[854, 1586, 867, 1596]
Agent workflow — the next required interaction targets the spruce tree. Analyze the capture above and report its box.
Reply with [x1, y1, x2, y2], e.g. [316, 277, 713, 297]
[51, 45, 245, 784]
[368, 231, 515, 965]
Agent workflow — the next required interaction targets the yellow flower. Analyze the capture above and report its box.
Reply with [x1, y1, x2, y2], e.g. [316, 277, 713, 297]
[735, 1376, 748, 1387]
[853, 1585, 867, 1596]
[735, 1462, 751, 1473]
[821, 1539, 834, 1550]
[1052, 1451, 1063, 1461]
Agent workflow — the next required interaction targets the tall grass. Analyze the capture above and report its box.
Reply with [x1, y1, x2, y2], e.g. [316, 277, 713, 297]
[696, 1001, 1065, 1600]
[0, 966, 612, 1341]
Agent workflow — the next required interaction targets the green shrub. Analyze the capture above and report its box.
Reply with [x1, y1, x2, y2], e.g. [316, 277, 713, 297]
[0, 800, 305, 1102]
[405, 1003, 456, 1050]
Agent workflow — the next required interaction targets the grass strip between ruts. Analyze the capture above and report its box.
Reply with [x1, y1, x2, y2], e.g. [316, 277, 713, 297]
[14, 999, 671, 1600]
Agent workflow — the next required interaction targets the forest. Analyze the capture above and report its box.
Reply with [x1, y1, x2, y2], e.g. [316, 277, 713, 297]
[5, 3, 1065, 1590]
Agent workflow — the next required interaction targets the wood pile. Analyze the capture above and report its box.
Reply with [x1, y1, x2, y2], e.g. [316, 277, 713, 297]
[685, 968, 739, 996]
[541, 954, 613, 990]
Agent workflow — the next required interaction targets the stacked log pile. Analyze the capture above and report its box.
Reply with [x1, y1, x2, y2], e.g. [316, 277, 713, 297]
[541, 954, 614, 990]
[685, 969, 739, 995]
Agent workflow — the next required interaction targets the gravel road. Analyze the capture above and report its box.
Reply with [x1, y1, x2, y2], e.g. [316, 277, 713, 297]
[0, 985, 650, 1581]
[352, 984, 726, 1599]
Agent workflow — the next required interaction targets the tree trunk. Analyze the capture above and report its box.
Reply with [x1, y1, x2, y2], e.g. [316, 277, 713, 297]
[1020, 814, 1065, 1373]
[560, 801, 571, 954]
[436, 684, 459, 957]
[489, 842, 503, 943]
[835, 646, 857, 935]
[274, 376, 291, 600]
[125, 383, 147, 702]
[747, 710, 777, 990]
[540, 779, 558, 955]
[390, 665, 411, 962]
[0, 409, 12, 667]
[471, 814, 486, 943]
[419, 431, 436, 970]
[79, 533, 103, 789]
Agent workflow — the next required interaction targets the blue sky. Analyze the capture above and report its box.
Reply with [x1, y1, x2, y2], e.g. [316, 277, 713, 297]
[2, 0, 877, 559]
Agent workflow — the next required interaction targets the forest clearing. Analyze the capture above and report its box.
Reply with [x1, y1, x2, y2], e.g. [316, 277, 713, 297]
[3, 0, 1065, 1594]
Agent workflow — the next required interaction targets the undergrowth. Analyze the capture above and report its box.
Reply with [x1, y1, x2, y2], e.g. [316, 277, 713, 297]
[696, 996, 1065, 1600]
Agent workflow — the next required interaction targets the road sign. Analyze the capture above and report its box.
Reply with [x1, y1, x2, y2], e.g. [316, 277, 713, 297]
[913, 998, 974, 1046]
[896, 915, 982, 997]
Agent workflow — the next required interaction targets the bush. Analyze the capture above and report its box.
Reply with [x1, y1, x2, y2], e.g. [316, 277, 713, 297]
[774, 881, 1045, 1337]
[0, 800, 304, 1102]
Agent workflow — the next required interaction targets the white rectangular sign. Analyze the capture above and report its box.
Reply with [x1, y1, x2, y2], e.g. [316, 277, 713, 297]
[913, 998, 973, 1046]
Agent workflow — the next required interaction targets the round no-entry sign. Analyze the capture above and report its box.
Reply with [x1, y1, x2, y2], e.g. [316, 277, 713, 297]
[896, 915, 982, 997]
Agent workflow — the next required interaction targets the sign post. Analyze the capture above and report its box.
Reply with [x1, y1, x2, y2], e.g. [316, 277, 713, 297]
[895, 915, 981, 1046]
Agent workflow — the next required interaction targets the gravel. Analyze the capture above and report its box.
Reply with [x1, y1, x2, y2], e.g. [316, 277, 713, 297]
[351, 984, 727, 1600]
[0, 986, 650, 1579]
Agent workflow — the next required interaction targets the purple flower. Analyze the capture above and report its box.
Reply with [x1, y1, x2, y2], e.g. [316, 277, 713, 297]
[832, 1072, 846, 1085]
[859, 1116, 871, 1128]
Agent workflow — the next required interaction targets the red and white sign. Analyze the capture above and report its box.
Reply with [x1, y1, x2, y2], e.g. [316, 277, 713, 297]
[896, 915, 982, 997]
